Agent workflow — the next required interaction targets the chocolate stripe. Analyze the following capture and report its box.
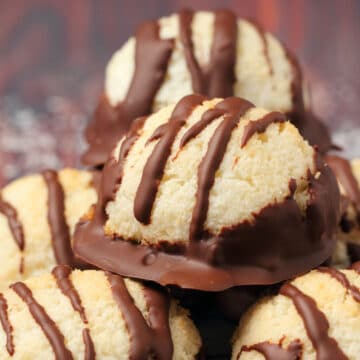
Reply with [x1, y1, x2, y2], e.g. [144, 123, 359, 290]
[178, 9, 237, 97]
[180, 108, 224, 148]
[142, 286, 173, 359]
[82, 329, 95, 360]
[52, 265, 87, 323]
[52, 265, 95, 360]
[179, 9, 203, 93]
[134, 94, 206, 224]
[42, 170, 74, 266]
[0, 196, 25, 273]
[240, 340, 302, 360]
[206, 9, 237, 97]
[280, 283, 348, 360]
[190, 97, 253, 241]
[0, 293, 14, 356]
[11, 282, 73, 360]
[318, 267, 360, 303]
[106, 273, 172, 360]
[83, 21, 174, 166]
[0, 197, 24, 251]
[241, 111, 286, 148]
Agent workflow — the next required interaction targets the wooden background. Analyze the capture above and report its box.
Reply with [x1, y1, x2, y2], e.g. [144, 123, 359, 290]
[0, 0, 359, 185]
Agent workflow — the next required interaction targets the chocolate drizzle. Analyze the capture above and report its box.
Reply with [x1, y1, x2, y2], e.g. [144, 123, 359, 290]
[318, 267, 360, 303]
[106, 273, 172, 360]
[52, 266, 87, 322]
[206, 10, 237, 97]
[82, 329, 95, 360]
[179, 9, 237, 97]
[179, 9, 203, 93]
[241, 340, 302, 360]
[52, 266, 95, 360]
[0, 293, 14, 356]
[82, 21, 174, 166]
[189, 97, 253, 241]
[241, 111, 286, 148]
[11, 281, 73, 360]
[280, 283, 347, 360]
[42, 170, 84, 268]
[0, 196, 25, 273]
[0, 197, 24, 251]
[134, 94, 205, 224]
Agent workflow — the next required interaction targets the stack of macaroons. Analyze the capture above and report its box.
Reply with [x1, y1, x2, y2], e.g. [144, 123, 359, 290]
[1, 7, 358, 360]
[82, 9, 332, 167]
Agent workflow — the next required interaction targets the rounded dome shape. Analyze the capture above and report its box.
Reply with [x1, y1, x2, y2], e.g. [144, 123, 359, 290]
[232, 264, 360, 360]
[82, 9, 331, 166]
[75, 95, 339, 291]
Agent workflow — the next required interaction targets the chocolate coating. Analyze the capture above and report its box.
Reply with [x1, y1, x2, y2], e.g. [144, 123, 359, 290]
[52, 265, 95, 360]
[74, 95, 340, 291]
[0, 293, 14, 356]
[0, 195, 25, 273]
[106, 273, 173, 360]
[42, 170, 88, 269]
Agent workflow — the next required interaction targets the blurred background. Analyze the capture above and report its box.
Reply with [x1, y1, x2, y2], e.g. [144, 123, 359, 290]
[0, 0, 359, 185]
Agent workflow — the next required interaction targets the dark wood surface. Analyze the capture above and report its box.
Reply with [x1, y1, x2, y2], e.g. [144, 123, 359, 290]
[0, 0, 359, 185]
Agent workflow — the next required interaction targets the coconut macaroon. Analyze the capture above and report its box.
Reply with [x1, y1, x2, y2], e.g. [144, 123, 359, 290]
[82, 9, 331, 166]
[0, 266, 202, 359]
[232, 264, 360, 360]
[0, 169, 97, 287]
[75, 95, 339, 291]
[326, 156, 360, 267]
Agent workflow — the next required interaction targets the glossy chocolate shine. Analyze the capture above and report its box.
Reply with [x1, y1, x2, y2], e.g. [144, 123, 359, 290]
[74, 95, 340, 291]
[82, 9, 331, 167]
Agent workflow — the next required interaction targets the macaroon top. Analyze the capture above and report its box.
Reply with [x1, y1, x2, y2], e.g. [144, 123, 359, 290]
[82, 9, 331, 166]
[232, 264, 360, 360]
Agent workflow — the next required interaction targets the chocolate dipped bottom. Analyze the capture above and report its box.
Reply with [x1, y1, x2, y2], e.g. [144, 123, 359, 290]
[74, 95, 339, 291]
[0, 169, 97, 288]
[0, 266, 201, 359]
[232, 265, 360, 359]
[82, 9, 332, 167]
[326, 155, 360, 266]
